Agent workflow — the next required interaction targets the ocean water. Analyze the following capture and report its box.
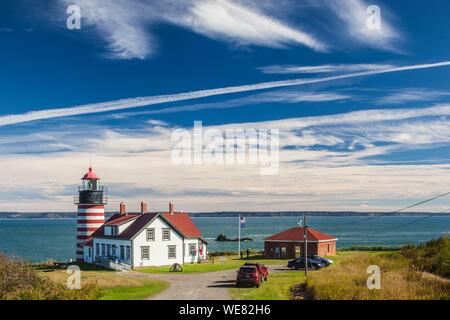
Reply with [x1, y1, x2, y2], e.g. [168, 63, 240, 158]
[0, 216, 448, 262]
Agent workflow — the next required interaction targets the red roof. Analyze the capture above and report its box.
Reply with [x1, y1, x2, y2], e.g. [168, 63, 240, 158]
[119, 213, 159, 239]
[90, 212, 202, 240]
[162, 212, 202, 238]
[82, 167, 100, 180]
[264, 227, 336, 242]
[103, 213, 139, 226]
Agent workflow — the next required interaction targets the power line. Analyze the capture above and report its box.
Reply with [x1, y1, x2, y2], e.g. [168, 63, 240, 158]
[329, 191, 450, 229]
[383, 208, 450, 232]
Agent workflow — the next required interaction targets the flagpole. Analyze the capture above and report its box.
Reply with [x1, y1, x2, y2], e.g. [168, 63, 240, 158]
[238, 214, 241, 258]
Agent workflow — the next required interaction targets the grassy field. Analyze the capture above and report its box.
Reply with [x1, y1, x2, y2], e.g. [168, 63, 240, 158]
[229, 250, 450, 300]
[230, 270, 306, 300]
[136, 255, 290, 274]
[100, 281, 170, 300]
[301, 251, 450, 300]
[38, 265, 169, 300]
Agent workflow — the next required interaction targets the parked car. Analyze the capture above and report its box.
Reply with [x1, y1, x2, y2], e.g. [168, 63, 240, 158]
[236, 266, 262, 288]
[287, 257, 324, 270]
[307, 255, 333, 266]
[243, 262, 269, 281]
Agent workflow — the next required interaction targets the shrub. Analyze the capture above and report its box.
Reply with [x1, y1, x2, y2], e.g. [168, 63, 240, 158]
[301, 251, 450, 300]
[401, 236, 450, 278]
[0, 254, 102, 300]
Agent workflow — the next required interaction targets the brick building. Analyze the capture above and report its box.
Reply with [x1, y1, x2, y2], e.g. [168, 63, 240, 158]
[264, 227, 337, 259]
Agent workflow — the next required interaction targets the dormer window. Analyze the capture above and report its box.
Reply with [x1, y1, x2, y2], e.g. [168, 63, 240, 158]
[111, 226, 119, 236]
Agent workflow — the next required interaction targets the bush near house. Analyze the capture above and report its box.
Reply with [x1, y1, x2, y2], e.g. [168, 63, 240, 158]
[0, 254, 101, 300]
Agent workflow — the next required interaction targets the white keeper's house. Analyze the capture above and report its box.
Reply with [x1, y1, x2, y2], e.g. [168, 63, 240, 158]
[75, 167, 207, 269]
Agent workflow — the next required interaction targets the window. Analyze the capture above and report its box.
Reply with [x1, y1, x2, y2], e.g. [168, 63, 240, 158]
[95, 244, 100, 256]
[281, 247, 287, 257]
[141, 246, 150, 260]
[189, 244, 196, 256]
[120, 245, 125, 259]
[162, 228, 171, 241]
[88, 247, 92, 258]
[106, 244, 111, 256]
[101, 244, 106, 256]
[126, 246, 131, 261]
[146, 228, 155, 241]
[112, 245, 117, 256]
[168, 245, 176, 259]
[111, 226, 118, 236]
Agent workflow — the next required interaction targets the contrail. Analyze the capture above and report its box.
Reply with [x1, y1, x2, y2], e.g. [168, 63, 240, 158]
[1, 61, 450, 127]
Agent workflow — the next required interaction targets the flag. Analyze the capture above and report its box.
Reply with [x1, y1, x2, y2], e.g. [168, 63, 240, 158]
[240, 216, 246, 229]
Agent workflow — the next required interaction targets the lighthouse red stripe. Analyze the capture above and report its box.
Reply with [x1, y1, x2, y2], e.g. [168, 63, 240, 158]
[77, 219, 105, 224]
[77, 227, 100, 232]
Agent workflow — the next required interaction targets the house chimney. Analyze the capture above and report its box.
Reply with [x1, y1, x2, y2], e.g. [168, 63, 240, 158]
[140, 201, 148, 214]
[169, 202, 174, 215]
[120, 202, 126, 215]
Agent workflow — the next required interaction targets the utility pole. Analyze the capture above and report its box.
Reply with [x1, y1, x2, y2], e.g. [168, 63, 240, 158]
[304, 213, 308, 276]
[238, 214, 241, 258]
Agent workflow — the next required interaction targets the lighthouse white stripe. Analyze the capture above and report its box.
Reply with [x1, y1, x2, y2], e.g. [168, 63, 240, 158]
[77, 231, 98, 236]
[77, 216, 105, 221]
[77, 208, 105, 214]
[77, 222, 104, 227]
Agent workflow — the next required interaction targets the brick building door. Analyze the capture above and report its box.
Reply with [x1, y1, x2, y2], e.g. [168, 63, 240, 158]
[295, 246, 301, 258]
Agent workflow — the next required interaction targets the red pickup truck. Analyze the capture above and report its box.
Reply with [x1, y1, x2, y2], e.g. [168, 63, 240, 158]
[244, 262, 269, 281]
[236, 266, 261, 288]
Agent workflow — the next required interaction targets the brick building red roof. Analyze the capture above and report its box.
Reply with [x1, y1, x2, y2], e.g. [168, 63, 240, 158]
[264, 227, 337, 242]
[162, 212, 202, 238]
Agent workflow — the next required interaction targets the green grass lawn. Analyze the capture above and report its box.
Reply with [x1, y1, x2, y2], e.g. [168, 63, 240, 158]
[230, 271, 306, 300]
[136, 255, 290, 274]
[100, 280, 170, 300]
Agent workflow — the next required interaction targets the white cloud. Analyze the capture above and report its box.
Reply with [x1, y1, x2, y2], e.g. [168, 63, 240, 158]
[374, 88, 450, 105]
[324, 0, 403, 52]
[1, 60, 449, 127]
[175, 0, 327, 51]
[58, 0, 326, 59]
[258, 63, 396, 74]
[3, 104, 450, 211]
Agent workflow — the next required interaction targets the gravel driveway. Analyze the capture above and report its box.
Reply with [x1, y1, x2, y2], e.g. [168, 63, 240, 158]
[148, 268, 238, 300]
[119, 265, 290, 300]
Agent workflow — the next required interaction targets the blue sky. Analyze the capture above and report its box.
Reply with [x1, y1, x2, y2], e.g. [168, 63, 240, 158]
[1, 0, 450, 212]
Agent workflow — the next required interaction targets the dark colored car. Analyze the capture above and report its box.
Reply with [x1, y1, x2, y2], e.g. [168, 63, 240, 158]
[243, 262, 269, 281]
[307, 255, 333, 266]
[287, 257, 324, 270]
[236, 266, 262, 288]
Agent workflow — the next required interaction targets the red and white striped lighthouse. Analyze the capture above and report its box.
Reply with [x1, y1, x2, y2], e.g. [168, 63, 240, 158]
[74, 167, 107, 261]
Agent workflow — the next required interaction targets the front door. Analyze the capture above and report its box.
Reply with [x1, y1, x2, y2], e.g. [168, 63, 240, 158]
[295, 246, 301, 258]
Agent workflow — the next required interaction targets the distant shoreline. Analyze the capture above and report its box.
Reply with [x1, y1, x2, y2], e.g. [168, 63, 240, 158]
[1, 211, 450, 219]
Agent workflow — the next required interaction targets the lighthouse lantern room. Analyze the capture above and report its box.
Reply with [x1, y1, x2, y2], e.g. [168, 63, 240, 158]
[74, 167, 108, 261]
